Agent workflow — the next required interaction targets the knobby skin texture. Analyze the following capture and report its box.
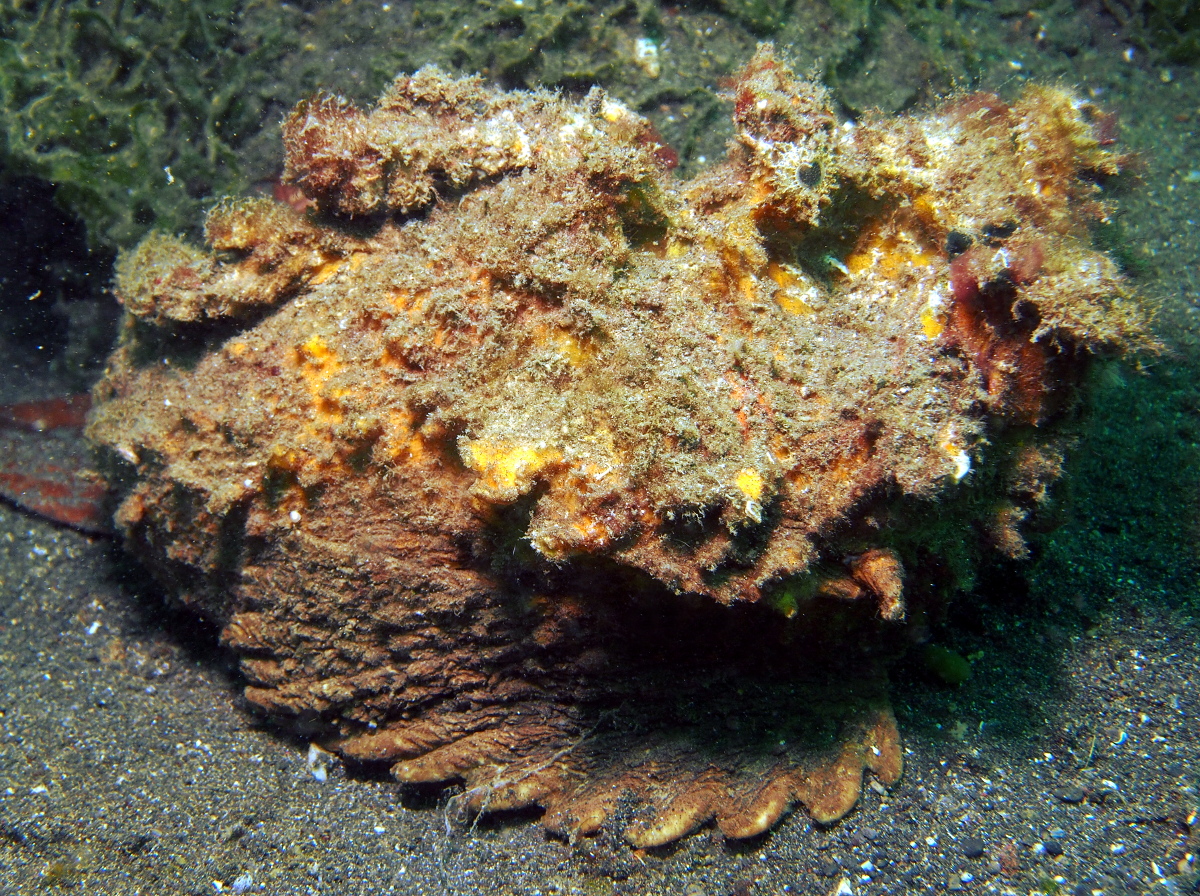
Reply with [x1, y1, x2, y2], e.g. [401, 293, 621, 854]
[88, 47, 1147, 846]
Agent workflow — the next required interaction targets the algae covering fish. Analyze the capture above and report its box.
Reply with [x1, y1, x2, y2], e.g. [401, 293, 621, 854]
[87, 46, 1149, 846]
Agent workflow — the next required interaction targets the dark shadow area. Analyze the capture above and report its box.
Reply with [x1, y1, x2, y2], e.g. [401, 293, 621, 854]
[0, 172, 116, 381]
[101, 542, 235, 675]
[890, 553, 1084, 743]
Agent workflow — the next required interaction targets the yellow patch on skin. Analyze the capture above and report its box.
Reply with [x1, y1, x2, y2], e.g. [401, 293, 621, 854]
[402, 434, 426, 463]
[910, 194, 938, 226]
[767, 261, 799, 289]
[920, 305, 945, 338]
[551, 329, 589, 365]
[919, 287, 948, 339]
[735, 270, 758, 302]
[267, 445, 306, 473]
[294, 336, 344, 423]
[665, 240, 689, 260]
[529, 324, 594, 366]
[768, 262, 817, 314]
[749, 176, 773, 205]
[777, 291, 816, 315]
[462, 440, 562, 494]
[296, 335, 336, 366]
[734, 467, 764, 501]
[309, 256, 344, 285]
[389, 287, 431, 318]
[845, 226, 935, 278]
[908, 246, 934, 267]
[569, 515, 609, 545]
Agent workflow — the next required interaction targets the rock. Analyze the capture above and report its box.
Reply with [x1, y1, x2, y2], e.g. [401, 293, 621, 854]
[961, 836, 986, 858]
[1055, 785, 1086, 804]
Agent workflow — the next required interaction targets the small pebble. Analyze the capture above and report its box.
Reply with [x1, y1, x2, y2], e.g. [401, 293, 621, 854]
[1055, 785, 1085, 803]
[947, 872, 964, 891]
[820, 861, 841, 877]
[1044, 839, 1064, 857]
[961, 836, 986, 858]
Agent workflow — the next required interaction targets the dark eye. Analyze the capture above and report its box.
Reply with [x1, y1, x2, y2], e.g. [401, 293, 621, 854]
[982, 220, 1018, 243]
[796, 161, 822, 187]
[946, 230, 973, 259]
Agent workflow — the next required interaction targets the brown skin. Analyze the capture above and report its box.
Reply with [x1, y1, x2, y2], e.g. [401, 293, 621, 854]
[87, 46, 1146, 846]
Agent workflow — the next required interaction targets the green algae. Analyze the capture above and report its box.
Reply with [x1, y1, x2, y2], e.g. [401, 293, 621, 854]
[0, 0, 990, 252]
[0, 0, 289, 251]
[1105, 0, 1200, 62]
[921, 643, 973, 686]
